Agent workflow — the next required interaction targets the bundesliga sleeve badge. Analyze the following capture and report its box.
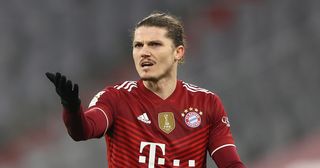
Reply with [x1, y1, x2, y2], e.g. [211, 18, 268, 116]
[181, 107, 203, 128]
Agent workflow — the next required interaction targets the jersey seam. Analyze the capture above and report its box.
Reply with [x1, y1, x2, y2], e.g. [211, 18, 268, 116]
[210, 144, 236, 156]
[91, 107, 109, 136]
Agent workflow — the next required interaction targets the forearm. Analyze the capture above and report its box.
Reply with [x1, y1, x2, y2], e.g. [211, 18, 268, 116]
[46, 72, 109, 140]
[63, 105, 108, 141]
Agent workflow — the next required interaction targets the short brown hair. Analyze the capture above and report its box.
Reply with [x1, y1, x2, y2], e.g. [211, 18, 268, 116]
[133, 12, 186, 48]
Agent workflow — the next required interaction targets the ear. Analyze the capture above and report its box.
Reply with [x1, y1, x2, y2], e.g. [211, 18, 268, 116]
[174, 45, 185, 62]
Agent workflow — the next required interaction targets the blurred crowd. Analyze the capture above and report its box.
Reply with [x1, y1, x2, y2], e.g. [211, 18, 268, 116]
[0, 0, 319, 167]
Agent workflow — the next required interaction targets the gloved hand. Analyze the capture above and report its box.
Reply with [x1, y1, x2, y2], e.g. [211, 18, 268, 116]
[45, 72, 81, 113]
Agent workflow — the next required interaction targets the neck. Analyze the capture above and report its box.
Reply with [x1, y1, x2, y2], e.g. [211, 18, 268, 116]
[143, 77, 177, 100]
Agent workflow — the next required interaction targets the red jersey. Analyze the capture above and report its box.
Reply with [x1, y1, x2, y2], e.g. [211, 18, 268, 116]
[64, 80, 237, 168]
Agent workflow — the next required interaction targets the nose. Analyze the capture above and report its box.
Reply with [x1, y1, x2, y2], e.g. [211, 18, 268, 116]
[140, 47, 151, 58]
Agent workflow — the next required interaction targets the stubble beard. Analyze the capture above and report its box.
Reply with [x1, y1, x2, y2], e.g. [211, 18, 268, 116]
[139, 65, 174, 83]
[141, 76, 158, 82]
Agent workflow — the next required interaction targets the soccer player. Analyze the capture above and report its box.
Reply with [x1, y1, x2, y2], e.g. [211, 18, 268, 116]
[46, 12, 246, 168]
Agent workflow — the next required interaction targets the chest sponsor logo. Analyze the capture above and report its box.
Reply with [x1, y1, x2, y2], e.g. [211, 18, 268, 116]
[181, 107, 203, 128]
[158, 112, 175, 134]
[138, 141, 196, 167]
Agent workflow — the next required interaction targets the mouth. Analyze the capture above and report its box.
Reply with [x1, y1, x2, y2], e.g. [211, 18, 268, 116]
[140, 60, 155, 68]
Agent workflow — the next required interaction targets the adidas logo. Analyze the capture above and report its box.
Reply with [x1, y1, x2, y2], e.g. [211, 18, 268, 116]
[137, 113, 151, 124]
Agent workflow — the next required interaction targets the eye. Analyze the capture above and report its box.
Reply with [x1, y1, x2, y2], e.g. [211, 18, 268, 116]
[134, 42, 143, 48]
[149, 42, 162, 47]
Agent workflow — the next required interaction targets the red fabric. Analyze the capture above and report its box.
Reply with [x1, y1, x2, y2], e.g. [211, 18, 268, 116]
[208, 95, 235, 154]
[62, 80, 245, 167]
[212, 146, 246, 168]
[63, 106, 108, 141]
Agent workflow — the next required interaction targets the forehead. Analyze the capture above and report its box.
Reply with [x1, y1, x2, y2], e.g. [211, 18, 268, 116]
[133, 26, 169, 42]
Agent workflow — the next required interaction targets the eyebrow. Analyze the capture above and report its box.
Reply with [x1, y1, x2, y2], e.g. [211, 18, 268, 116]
[133, 40, 163, 44]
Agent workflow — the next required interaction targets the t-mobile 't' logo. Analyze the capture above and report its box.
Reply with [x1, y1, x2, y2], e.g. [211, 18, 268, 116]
[139, 142, 165, 168]
[138, 141, 195, 168]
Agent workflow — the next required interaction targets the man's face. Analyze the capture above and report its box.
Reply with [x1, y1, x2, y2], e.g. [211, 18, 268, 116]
[132, 26, 183, 81]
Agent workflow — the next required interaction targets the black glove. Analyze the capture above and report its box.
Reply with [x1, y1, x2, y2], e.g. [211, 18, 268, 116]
[45, 72, 81, 113]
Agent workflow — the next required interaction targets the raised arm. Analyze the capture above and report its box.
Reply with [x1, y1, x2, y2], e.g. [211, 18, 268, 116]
[45, 72, 108, 141]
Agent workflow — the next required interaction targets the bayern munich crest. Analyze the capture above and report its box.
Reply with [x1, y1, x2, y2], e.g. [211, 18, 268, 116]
[181, 107, 203, 128]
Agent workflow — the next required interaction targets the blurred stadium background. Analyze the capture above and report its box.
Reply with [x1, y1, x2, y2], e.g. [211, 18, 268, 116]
[0, 0, 319, 167]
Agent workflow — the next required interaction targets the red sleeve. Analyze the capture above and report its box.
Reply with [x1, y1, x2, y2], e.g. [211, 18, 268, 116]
[208, 95, 245, 167]
[208, 95, 235, 154]
[62, 88, 116, 141]
[212, 146, 246, 168]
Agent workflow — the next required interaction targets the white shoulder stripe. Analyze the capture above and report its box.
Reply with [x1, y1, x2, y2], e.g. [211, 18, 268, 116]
[114, 81, 137, 92]
[124, 81, 137, 89]
[88, 91, 106, 108]
[185, 86, 212, 93]
[114, 81, 129, 89]
[128, 83, 138, 92]
[182, 82, 214, 95]
[211, 144, 236, 156]
[183, 82, 206, 91]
